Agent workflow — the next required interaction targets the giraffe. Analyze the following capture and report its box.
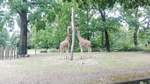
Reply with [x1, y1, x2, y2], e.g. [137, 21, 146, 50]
[77, 31, 91, 59]
[59, 26, 70, 59]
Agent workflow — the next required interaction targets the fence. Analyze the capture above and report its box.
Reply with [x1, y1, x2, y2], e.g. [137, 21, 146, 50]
[116, 78, 150, 84]
[0, 47, 18, 60]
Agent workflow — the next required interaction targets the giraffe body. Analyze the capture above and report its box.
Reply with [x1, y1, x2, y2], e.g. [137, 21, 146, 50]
[59, 26, 71, 59]
[77, 31, 92, 53]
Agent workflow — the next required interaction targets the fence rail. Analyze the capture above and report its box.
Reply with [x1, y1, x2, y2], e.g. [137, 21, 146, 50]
[116, 78, 150, 84]
[0, 47, 18, 60]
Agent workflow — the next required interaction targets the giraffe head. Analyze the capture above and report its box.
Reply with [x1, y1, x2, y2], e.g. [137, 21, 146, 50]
[77, 30, 81, 38]
[67, 26, 71, 34]
[66, 32, 69, 37]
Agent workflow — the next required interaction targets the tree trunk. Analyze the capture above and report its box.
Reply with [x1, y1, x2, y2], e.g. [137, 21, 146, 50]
[70, 7, 75, 61]
[99, 9, 110, 52]
[18, 10, 28, 57]
[101, 31, 105, 48]
[86, 8, 90, 40]
[104, 29, 110, 51]
[133, 8, 139, 48]
[133, 28, 138, 47]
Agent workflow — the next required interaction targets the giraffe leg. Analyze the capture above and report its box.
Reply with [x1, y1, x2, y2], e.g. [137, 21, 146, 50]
[65, 48, 69, 60]
[62, 49, 66, 60]
[59, 47, 63, 59]
[88, 47, 92, 58]
[80, 45, 83, 59]
[63, 48, 66, 60]
[67, 44, 70, 60]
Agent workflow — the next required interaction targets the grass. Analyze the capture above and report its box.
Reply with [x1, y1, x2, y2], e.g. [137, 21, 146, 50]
[0, 52, 150, 84]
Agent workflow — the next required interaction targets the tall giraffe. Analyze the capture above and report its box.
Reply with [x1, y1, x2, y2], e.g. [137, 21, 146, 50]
[59, 26, 70, 59]
[77, 31, 91, 59]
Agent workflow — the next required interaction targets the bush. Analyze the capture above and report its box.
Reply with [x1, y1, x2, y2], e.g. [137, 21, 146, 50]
[40, 49, 47, 53]
[47, 48, 59, 52]
[118, 47, 144, 51]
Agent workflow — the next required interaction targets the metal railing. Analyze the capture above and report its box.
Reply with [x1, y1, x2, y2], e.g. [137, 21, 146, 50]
[116, 78, 150, 84]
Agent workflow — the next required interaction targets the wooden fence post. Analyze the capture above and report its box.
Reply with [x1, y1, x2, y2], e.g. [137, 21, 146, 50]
[0, 47, 3, 59]
[10, 48, 13, 59]
[0, 47, 18, 60]
[13, 48, 15, 59]
[5, 47, 9, 59]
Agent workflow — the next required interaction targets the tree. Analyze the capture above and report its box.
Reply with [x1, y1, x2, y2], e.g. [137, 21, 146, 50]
[140, 6, 150, 46]
[118, 0, 150, 47]
[8, 0, 28, 56]
[119, 0, 150, 9]
[77, 0, 94, 40]
[92, 0, 116, 51]
[8, 0, 57, 56]
[121, 8, 141, 47]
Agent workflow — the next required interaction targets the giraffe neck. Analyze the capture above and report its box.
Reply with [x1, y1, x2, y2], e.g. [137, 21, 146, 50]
[77, 31, 82, 41]
[65, 32, 69, 41]
[65, 36, 69, 40]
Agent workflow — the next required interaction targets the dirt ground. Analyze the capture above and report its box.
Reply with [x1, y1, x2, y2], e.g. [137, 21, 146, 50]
[0, 52, 150, 84]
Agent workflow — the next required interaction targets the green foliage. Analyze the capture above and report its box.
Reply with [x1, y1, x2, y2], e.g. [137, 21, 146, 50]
[110, 30, 133, 50]
[25, 1, 150, 52]
[0, 29, 9, 47]
[9, 0, 28, 13]
[1, 0, 150, 52]
[92, 0, 116, 9]
[0, 11, 10, 31]
[119, 0, 150, 9]
[122, 8, 140, 29]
